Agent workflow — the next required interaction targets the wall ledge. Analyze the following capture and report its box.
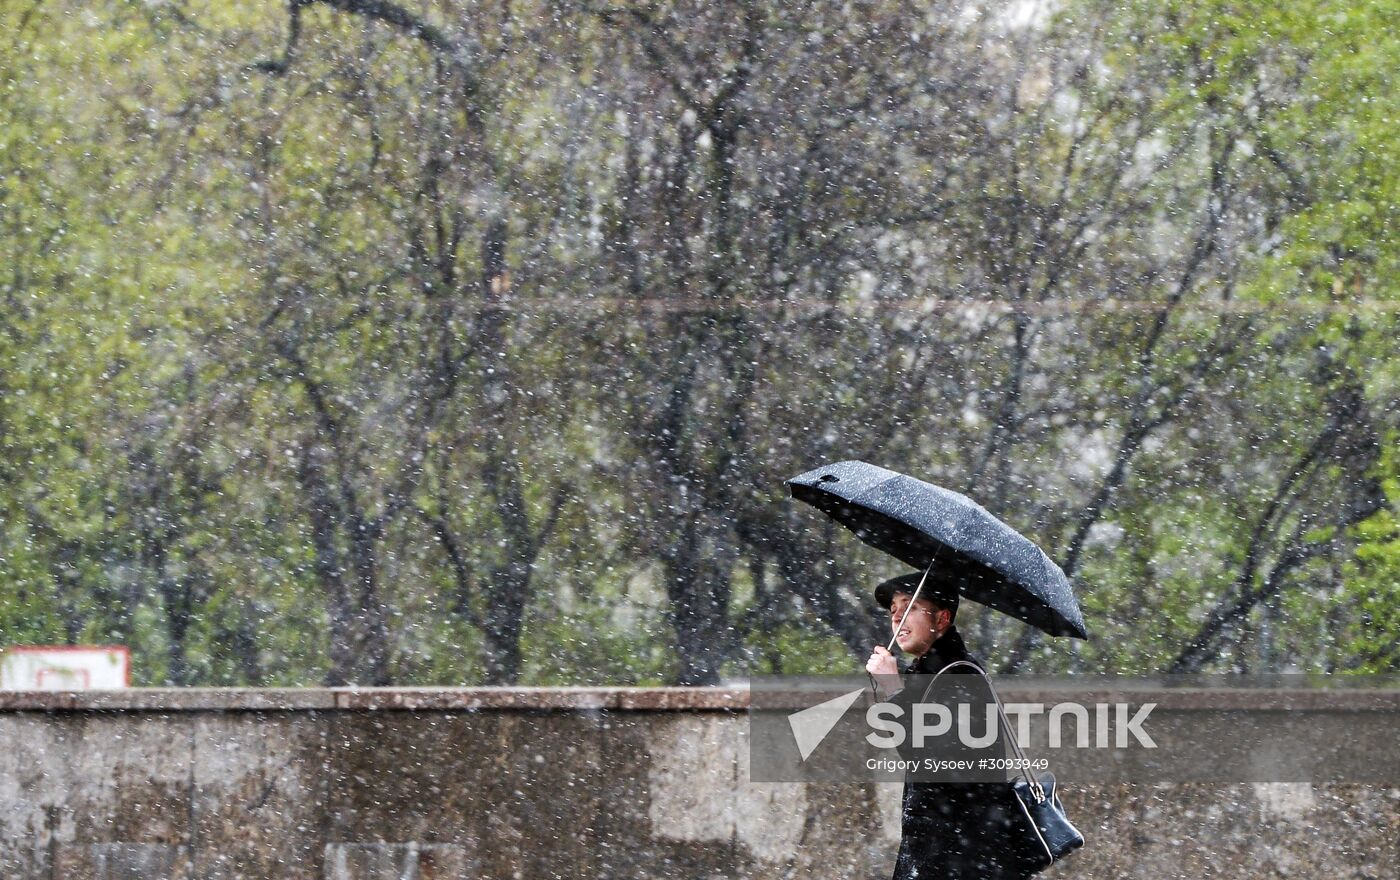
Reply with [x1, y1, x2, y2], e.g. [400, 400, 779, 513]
[2, 685, 1400, 712]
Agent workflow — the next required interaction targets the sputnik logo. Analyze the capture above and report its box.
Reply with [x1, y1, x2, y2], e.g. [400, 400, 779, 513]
[787, 689, 866, 761]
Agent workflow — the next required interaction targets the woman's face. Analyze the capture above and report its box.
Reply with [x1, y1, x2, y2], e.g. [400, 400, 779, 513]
[888, 593, 943, 656]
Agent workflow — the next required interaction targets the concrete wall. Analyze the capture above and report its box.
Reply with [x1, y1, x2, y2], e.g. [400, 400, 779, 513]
[1, 688, 1396, 879]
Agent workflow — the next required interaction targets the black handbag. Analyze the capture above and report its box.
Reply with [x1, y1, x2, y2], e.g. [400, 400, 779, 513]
[922, 660, 1086, 874]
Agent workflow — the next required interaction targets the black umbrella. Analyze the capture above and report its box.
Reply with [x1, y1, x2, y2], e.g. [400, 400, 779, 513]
[788, 460, 1089, 639]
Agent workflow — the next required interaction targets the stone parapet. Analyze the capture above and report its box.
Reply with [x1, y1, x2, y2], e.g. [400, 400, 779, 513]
[1, 687, 1395, 878]
[5, 684, 1399, 712]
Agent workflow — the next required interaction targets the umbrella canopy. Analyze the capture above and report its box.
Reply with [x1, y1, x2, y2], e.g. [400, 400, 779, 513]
[788, 460, 1089, 639]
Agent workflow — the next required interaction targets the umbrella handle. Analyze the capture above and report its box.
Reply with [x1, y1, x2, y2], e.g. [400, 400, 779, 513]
[886, 554, 939, 653]
[867, 553, 941, 702]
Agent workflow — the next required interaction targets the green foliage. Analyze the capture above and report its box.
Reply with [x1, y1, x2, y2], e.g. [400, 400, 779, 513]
[0, 0, 1395, 685]
[1332, 431, 1400, 672]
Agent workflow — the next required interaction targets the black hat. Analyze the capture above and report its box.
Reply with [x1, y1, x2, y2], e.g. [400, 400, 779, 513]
[874, 572, 960, 614]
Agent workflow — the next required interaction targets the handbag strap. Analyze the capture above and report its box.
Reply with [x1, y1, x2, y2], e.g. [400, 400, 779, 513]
[918, 658, 1046, 802]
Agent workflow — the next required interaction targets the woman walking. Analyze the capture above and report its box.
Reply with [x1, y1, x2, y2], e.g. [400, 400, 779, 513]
[866, 573, 1037, 880]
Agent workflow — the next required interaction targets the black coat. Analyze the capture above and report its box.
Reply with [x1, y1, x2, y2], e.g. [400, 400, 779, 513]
[883, 626, 1036, 880]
